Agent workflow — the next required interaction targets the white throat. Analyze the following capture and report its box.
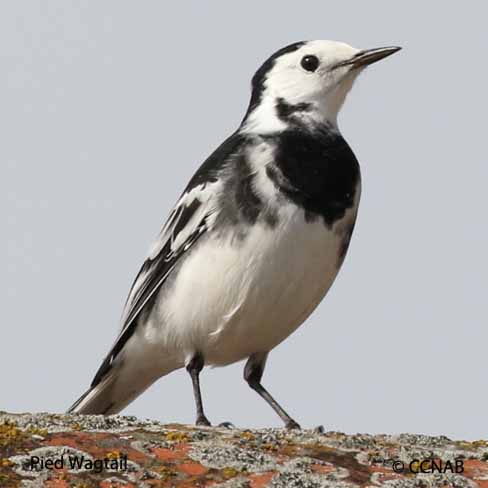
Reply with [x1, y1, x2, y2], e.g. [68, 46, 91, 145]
[241, 96, 340, 135]
[241, 74, 358, 135]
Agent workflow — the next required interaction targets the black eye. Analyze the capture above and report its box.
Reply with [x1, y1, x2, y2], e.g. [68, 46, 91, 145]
[301, 55, 319, 72]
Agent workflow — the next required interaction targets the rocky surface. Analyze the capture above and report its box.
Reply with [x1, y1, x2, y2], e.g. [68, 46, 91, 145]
[1, 412, 487, 487]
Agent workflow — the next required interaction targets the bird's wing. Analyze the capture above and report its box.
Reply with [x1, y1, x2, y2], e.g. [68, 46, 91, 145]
[90, 132, 244, 387]
[122, 186, 216, 328]
[90, 183, 218, 387]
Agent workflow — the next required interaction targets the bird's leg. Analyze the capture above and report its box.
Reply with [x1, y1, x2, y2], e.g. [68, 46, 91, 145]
[244, 353, 300, 430]
[186, 353, 211, 426]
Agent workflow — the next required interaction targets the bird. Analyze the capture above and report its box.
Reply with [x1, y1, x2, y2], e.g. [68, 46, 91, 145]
[68, 40, 400, 429]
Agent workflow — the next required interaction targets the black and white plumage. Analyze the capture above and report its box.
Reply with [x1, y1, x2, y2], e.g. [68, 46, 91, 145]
[69, 40, 400, 428]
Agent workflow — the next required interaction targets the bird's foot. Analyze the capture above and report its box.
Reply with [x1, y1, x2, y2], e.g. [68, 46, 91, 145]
[218, 421, 235, 429]
[196, 415, 211, 427]
[285, 420, 301, 430]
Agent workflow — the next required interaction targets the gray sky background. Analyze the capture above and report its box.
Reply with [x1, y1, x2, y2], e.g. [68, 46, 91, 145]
[2, 2, 487, 440]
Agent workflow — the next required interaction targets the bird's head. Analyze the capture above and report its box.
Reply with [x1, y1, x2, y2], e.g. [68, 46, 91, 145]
[242, 40, 401, 133]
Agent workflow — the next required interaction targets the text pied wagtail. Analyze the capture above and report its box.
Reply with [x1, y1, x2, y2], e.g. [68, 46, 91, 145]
[69, 40, 400, 429]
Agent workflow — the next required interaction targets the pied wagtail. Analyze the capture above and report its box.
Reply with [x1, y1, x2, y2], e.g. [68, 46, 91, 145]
[68, 40, 400, 428]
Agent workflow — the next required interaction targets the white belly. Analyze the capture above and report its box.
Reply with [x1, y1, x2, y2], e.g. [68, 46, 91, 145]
[146, 196, 359, 367]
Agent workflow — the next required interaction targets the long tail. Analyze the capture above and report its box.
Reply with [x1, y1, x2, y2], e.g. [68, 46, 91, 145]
[67, 373, 129, 415]
[67, 357, 180, 415]
[67, 360, 163, 415]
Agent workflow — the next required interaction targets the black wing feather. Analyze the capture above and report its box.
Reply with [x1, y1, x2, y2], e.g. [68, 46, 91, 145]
[91, 210, 207, 387]
[90, 131, 245, 387]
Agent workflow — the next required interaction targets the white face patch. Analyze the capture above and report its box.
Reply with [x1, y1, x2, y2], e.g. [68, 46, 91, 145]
[242, 40, 364, 134]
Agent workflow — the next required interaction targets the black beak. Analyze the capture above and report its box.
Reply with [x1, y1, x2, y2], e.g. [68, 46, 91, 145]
[334, 46, 402, 70]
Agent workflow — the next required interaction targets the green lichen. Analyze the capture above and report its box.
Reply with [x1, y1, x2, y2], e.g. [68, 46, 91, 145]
[27, 426, 48, 437]
[0, 473, 15, 486]
[70, 421, 85, 431]
[222, 466, 239, 479]
[0, 421, 26, 448]
[456, 439, 488, 450]
[165, 430, 190, 443]
[155, 465, 178, 481]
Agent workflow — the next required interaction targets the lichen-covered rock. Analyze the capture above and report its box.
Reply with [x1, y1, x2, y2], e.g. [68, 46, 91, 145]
[0, 412, 487, 487]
